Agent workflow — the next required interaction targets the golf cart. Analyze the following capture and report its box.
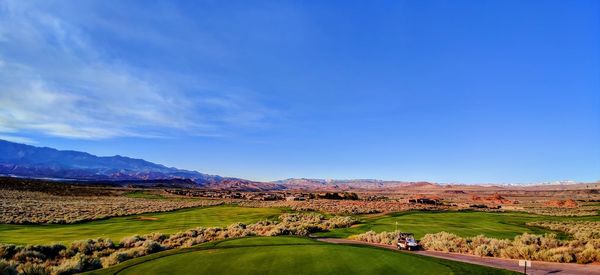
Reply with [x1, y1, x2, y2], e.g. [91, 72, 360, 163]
[397, 232, 419, 251]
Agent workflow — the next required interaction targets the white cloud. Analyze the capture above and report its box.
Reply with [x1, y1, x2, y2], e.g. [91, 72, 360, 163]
[0, 134, 37, 144]
[0, 0, 272, 140]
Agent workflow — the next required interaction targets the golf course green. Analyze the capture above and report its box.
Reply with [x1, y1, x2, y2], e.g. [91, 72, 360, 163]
[318, 211, 600, 239]
[88, 237, 517, 275]
[0, 205, 283, 245]
[4, 207, 598, 245]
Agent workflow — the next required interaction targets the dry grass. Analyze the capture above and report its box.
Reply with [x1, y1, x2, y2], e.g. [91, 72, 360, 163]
[354, 225, 600, 264]
[0, 190, 223, 224]
[350, 230, 400, 245]
[521, 205, 600, 217]
[527, 221, 600, 241]
[237, 199, 443, 215]
[420, 231, 600, 264]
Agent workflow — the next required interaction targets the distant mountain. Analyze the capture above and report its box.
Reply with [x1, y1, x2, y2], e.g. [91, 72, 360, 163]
[0, 139, 225, 187]
[274, 178, 438, 191]
[3, 140, 590, 191]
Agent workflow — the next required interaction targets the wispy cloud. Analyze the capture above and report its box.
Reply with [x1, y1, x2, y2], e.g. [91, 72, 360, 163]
[0, 1, 273, 140]
[0, 134, 37, 144]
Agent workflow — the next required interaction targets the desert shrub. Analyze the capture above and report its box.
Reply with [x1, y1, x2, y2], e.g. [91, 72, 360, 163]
[279, 213, 323, 224]
[220, 223, 251, 239]
[19, 245, 65, 261]
[351, 231, 399, 245]
[16, 262, 49, 275]
[237, 199, 427, 215]
[13, 250, 46, 263]
[468, 235, 507, 257]
[536, 246, 575, 263]
[51, 253, 85, 275]
[0, 259, 17, 275]
[100, 252, 129, 268]
[578, 244, 600, 263]
[0, 190, 224, 224]
[353, 226, 600, 264]
[522, 203, 600, 217]
[1, 213, 357, 274]
[477, 237, 509, 257]
[67, 240, 93, 256]
[139, 241, 164, 255]
[146, 233, 168, 243]
[527, 221, 600, 240]
[67, 238, 114, 257]
[119, 235, 144, 248]
[0, 244, 20, 260]
[421, 232, 468, 253]
[324, 216, 356, 228]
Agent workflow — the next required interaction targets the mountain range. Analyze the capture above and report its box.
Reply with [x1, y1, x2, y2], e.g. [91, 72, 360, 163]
[272, 178, 437, 190]
[0, 139, 284, 190]
[0, 140, 592, 191]
[0, 140, 431, 191]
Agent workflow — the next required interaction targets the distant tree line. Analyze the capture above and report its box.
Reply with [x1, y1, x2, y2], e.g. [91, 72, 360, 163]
[319, 192, 359, 200]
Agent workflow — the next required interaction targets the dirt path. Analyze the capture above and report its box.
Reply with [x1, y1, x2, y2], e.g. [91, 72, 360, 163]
[316, 238, 600, 275]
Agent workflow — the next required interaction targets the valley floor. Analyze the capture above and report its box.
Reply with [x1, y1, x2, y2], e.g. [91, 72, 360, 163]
[4, 206, 597, 245]
[86, 236, 517, 275]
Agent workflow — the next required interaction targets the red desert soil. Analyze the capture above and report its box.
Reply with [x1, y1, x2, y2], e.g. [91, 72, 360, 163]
[472, 193, 514, 204]
[545, 199, 578, 208]
[317, 238, 600, 275]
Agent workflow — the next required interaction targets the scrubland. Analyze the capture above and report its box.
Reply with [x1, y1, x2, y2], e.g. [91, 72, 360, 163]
[238, 199, 440, 215]
[0, 190, 222, 224]
[1, 179, 598, 274]
[0, 213, 356, 275]
[352, 220, 600, 264]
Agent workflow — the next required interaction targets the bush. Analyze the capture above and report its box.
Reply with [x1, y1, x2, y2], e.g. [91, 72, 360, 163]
[351, 231, 399, 245]
[51, 254, 84, 275]
[14, 250, 46, 263]
[16, 262, 49, 275]
[0, 189, 225, 224]
[353, 226, 600, 264]
[101, 252, 130, 267]
[0, 244, 19, 260]
[527, 221, 600, 240]
[119, 235, 144, 248]
[421, 232, 468, 253]
[0, 259, 17, 275]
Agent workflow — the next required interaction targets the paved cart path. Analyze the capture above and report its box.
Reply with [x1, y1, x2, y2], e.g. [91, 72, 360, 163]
[317, 238, 600, 275]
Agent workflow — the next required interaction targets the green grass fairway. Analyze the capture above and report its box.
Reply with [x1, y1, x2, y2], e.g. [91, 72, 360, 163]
[317, 211, 600, 239]
[89, 237, 517, 275]
[0, 206, 282, 245]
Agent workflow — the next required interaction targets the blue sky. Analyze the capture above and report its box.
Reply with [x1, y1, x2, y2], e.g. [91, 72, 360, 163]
[0, 0, 598, 183]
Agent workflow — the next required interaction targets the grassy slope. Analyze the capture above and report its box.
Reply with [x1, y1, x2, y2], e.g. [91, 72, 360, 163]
[0, 206, 282, 245]
[88, 237, 517, 275]
[317, 211, 600, 239]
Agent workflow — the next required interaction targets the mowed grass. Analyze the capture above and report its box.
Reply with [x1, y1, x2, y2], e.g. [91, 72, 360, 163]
[0, 205, 283, 245]
[89, 237, 517, 275]
[318, 211, 600, 239]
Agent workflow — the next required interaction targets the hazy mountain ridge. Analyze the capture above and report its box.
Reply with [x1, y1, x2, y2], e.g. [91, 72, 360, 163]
[0, 140, 222, 185]
[273, 178, 437, 190]
[0, 140, 594, 191]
